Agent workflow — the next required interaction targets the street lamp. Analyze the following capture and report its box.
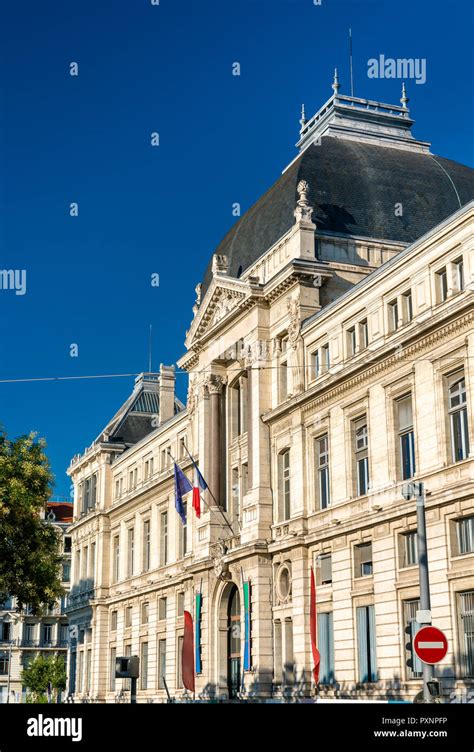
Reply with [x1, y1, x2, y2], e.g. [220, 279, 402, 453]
[402, 481, 435, 703]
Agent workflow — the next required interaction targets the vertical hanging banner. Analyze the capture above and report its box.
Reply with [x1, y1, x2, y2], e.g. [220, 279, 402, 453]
[195, 592, 202, 674]
[182, 610, 195, 693]
[243, 580, 251, 671]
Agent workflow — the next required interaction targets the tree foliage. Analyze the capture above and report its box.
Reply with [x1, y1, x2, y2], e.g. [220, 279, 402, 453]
[21, 654, 67, 702]
[0, 429, 63, 613]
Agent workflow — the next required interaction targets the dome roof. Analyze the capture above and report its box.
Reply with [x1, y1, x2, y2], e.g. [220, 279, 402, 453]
[201, 137, 474, 293]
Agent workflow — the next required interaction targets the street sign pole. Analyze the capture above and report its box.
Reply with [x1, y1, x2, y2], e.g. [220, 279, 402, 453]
[415, 482, 435, 703]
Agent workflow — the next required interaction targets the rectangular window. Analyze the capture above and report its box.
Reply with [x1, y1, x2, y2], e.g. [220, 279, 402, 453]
[283, 618, 294, 686]
[62, 562, 71, 582]
[125, 606, 133, 628]
[355, 542, 373, 578]
[456, 517, 474, 555]
[354, 417, 369, 496]
[316, 554, 332, 586]
[127, 528, 135, 578]
[90, 474, 97, 509]
[85, 649, 92, 692]
[279, 361, 288, 402]
[359, 320, 368, 350]
[0, 651, 9, 675]
[401, 531, 418, 568]
[110, 610, 118, 631]
[356, 605, 377, 682]
[179, 504, 188, 559]
[110, 647, 116, 692]
[454, 258, 464, 292]
[177, 592, 185, 617]
[403, 290, 413, 323]
[82, 546, 88, 582]
[77, 652, 84, 693]
[177, 636, 184, 688]
[317, 612, 335, 684]
[113, 535, 120, 583]
[316, 435, 330, 510]
[158, 638, 167, 689]
[388, 300, 398, 331]
[42, 624, 53, 646]
[347, 327, 356, 357]
[321, 343, 330, 372]
[90, 542, 96, 580]
[83, 479, 90, 513]
[436, 267, 448, 302]
[397, 394, 416, 480]
[312, 349, 320, 379]
[274, 621, 282, 685]
[141, 602, 149, 625]
[143, 519, 151, 572]
[160, 511, 168, 566]
[24, 623, 35, 645]
[140, 642, 149, 690]
[458, 591, 474, 677]
[448, 373, 469, 462]
[279, 450, 291, 521]
[158, 598, 167, 621]
[403, 599, 423, 679]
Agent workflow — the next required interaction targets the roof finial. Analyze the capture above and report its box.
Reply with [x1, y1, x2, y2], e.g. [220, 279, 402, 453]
[332, 68, 340, 97]
[294, 180, 314, 225]
[401, 82, 409, 110]
[299, 103, 307, 129]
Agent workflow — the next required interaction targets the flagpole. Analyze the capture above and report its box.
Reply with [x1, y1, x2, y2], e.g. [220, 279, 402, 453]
[182, 442, 238, 538]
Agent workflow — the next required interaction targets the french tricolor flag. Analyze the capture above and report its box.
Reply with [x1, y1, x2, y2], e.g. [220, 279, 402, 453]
[191, 458, 207, 519]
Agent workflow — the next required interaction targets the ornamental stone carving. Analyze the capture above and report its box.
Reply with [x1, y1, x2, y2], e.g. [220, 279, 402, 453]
[211, 541, 230, 581]
[211, 293, 240, 326]
[294, 179, 314, 224]
[206, 374, 225, 395]
[287, 295, 301, 348]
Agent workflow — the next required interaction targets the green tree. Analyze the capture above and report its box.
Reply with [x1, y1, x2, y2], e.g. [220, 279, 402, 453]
[21, 654, 67, 703]
[0, 430, 63, 613]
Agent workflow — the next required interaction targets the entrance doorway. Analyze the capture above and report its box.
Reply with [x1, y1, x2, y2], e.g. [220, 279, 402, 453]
[227, 584, 241, 699]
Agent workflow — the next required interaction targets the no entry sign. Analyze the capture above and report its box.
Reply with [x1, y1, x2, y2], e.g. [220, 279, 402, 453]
[413, 626, 448, 665]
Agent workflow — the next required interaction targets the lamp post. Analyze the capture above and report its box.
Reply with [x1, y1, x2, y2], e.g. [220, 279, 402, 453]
[403, 481, 434, 703]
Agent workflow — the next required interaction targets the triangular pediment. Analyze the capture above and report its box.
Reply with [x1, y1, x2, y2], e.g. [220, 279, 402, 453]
[185, 277, 250, 348]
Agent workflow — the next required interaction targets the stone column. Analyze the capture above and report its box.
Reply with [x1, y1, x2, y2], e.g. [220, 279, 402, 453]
[246, 366, 253, 490]
[208, 375, 223, 505]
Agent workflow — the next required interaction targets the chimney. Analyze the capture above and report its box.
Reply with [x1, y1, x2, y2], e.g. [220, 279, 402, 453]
[159, 364, 176, 424]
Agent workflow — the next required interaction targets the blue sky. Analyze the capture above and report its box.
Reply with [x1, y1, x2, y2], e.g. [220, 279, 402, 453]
[0, 0, 472, 498]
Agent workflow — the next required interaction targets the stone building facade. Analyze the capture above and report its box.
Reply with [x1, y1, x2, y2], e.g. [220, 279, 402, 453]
[0, 501, 72, 703]
[66, 83, 474, 702]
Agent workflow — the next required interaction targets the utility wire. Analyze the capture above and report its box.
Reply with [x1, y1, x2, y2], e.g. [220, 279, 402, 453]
[0, 357, 472, 384]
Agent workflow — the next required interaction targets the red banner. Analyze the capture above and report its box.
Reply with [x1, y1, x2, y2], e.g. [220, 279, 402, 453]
[310, 567, 321, 686]
[182, 610, 195, 693]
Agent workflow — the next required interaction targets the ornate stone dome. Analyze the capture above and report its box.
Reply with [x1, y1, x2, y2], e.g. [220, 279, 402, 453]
[201, 90, 474, 295]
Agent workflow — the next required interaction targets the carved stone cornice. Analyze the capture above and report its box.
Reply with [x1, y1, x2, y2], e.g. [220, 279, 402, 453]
[301, 310, 474, 419]
[262, 310, 474, 425]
